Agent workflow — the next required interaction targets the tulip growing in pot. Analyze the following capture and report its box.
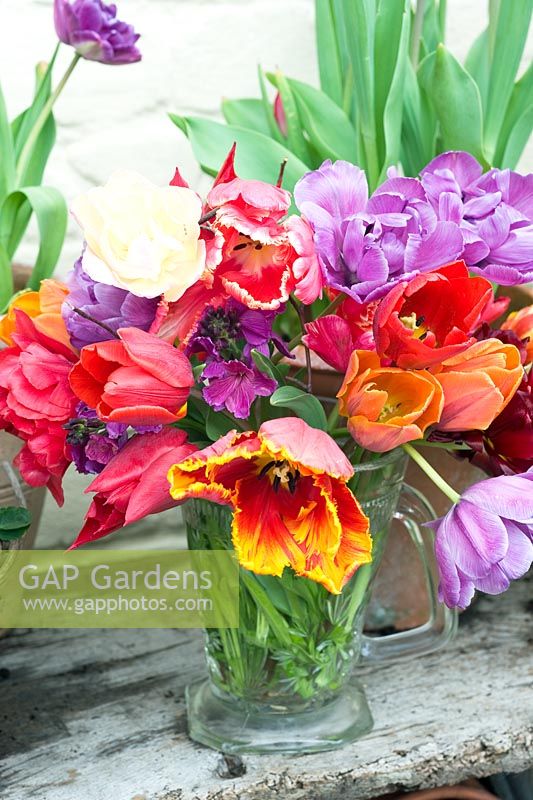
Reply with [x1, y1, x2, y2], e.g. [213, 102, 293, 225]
[0, 0, 142, 312]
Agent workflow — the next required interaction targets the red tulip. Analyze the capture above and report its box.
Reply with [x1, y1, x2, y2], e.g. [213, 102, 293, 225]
[70, 428, 197, 548]
[374, 261, 502, 369]
[69, 327, 194, 426]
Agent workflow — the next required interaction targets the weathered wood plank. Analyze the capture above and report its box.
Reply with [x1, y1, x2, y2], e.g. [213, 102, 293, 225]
[0, 573, 531, 800]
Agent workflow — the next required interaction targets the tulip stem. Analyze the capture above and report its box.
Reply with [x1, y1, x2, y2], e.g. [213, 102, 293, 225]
[272, 293, 345, 365]
[402, 443, 461, 504]
[67, 304, 119, 339]
[16, 51, 81, 184]
[289, 295, 312, 392]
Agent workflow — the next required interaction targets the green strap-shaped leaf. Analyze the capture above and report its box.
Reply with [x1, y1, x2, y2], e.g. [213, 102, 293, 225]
[401, 59, 436, 175]
[257, 65, 284, 144]
[0, 82, 15, 206]
[221, 98, 271, 138]
[285, 77, 358, 163]
[494, 62, 533, 168]
[419, 45, 488, 167]
[267, 71, 312, 165]
[464, 28, 490, 112]
[376, 0, 411, 181]
[336, 0, 380, 189]
[0, 242, 14, 309]
[270, 386, 327, 431]
[484, 0, 532, 161]
[0, 186, 67, 296]
[12, 50, 58, 157]
[169, 114, 309, 193]
[315, 0, 344, 106]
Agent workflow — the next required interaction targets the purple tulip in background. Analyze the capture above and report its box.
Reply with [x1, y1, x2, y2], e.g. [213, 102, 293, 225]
[421, 151, 533, 285]
[54, 0, 141, 65]
[294, 159, 463, 301]
[62, 258, 158, 349]
[296, 152, 533, 301]
[429, 471, 533, 609]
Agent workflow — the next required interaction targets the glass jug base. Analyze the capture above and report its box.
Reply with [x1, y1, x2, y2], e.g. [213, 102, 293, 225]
[186, 677, 374, 755]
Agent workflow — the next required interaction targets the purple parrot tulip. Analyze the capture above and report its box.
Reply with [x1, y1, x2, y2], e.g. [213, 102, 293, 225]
[429, 470, 533, 609]
[54, 0, 141, 64]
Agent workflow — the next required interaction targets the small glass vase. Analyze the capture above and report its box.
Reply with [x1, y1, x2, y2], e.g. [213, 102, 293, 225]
[182, 448, 457, 755]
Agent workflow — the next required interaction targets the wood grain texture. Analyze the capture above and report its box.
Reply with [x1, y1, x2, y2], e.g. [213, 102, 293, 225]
[0, 574, 531, 800]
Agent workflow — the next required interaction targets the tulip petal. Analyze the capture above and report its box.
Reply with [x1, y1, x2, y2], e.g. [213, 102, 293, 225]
[259, 417, 354, 479]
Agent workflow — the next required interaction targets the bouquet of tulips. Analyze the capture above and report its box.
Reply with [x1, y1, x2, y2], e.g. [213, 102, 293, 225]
[1, 146, 532, 613]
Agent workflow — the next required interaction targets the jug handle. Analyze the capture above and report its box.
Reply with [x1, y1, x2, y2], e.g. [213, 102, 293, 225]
[361, 484, 457, 662]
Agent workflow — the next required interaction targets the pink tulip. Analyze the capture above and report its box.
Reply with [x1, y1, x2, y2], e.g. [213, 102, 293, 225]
[70, 428, 197, 547]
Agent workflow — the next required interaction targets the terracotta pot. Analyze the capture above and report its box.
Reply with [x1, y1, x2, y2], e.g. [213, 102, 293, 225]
[12, 262, 33, 293]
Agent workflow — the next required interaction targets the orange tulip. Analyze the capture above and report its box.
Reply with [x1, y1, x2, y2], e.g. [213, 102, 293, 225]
[0, 280, 71, 349]
[337, 350, 444, 452]
[502, 304, 533, 365]
[168, 418, 372, 594]
[432, 339, 524, 432]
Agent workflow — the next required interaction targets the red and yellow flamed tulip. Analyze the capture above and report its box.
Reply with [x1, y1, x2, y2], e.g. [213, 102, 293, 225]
[168, 418, 372, 593]
[432, 339, 524, 432]
[337, 350, 444, 452]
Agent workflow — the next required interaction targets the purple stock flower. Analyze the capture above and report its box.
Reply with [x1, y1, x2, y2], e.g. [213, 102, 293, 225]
[65, 403, 128, 474]
[202, 360, 276, 419]
[421, 151, 533, 285]
[429, 470, 533, 609]
[187, 299, 287, 361]
[294, 159, 463, 301]
[62, 258, 159, 349]
[187, 300, 283, 418]
[54, 0, 141, 65]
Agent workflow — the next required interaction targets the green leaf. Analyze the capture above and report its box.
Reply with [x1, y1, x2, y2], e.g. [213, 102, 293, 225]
[419, 45, 488, 167]
[270, 386, 327, 431]
[0, 242, 13, 308]
[421, 0, 445, 54]
[0, 83, 15, 205]
[494, 62, 533, 168]
[0, 507, 31, 542]
[12, 50, 58, 157]
[257, 65, 284, 143]
[464, 28, 490, 111]
[336, 0, 380, 188]
[250, 349, 285, 385]
[401, 59, 436, 175]
[375, 0, 411, 180]
[484, 0, 532, 161]
[284, 77, 358, 162]
[169, 114, 309, 193]
[205, 409, 237, 443]
[315, 0, 344, 106]
[0, 186, 67, 293]
[267, 71, 311, 164]
[221, 98, 271, 137]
